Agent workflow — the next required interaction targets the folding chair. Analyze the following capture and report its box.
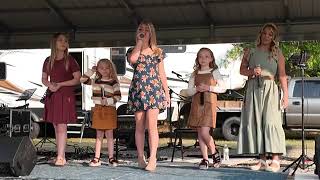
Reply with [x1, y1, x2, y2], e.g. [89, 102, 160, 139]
[171, 102, 198, 162]
[115, 104, 150, 159]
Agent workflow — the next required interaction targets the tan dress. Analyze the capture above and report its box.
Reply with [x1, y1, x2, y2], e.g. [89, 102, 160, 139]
[187, 72, 217, 128]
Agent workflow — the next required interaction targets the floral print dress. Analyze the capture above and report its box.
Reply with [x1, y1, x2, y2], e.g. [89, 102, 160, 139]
[127, 54, 167, 113]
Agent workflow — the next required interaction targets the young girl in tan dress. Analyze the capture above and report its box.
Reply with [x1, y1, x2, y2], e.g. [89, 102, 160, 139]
[80, 59, 121, 167]
[186, 48, 226, 170]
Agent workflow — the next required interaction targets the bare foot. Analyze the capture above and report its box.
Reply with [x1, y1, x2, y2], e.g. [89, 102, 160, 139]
[138, 156, 147, 169]
[145, 158, 157, 172]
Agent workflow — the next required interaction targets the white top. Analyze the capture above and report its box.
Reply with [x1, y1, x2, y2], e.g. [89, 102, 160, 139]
[186, 68, 227, 96]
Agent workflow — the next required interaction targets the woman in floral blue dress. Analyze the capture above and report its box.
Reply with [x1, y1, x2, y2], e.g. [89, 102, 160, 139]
[127, 20, 170, 171]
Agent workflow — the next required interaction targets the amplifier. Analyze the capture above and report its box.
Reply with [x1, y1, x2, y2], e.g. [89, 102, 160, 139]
[9, 110, 31, 137]
[0, 110, 10, 136]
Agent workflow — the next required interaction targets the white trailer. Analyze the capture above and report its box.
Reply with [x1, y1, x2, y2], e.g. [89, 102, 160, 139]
[0, 44, 246, 140]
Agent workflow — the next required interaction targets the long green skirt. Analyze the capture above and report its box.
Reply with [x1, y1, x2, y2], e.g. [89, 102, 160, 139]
[237, 79, 286, 155]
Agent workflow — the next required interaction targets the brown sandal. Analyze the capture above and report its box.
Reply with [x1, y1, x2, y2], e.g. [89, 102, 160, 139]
[108, 157, 118, 167]
[89, 157, 101, 167]
[265, 160, 280, 172]
[250, 159, 268, 171]
[212, 148, 221, 168]
[199, 159, 209, 170]
[138, 156, 147, 168]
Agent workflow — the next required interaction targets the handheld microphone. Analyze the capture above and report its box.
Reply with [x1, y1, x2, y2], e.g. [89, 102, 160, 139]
[256, 64, 262, 88]
[139, 33, 144, 39]
[172, 71, 182, 77]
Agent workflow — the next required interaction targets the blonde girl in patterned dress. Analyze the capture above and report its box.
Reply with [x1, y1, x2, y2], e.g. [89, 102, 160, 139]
[186, 48, 226, 169]
[237, 23, 288, 172]
[80, 59, 121, 167]
[127, 20, 170, 171]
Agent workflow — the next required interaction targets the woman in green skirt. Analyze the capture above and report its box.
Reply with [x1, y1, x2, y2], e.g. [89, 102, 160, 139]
[237, 23, 288, 172]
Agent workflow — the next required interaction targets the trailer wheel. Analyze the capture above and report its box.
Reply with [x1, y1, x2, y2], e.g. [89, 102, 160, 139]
[222, 116, 240, 141]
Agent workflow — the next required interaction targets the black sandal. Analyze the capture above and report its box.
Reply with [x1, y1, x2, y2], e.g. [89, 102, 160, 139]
[108, 157, 118, 167]
[199, 159, 209, 170]
[212, 148, 221, 168]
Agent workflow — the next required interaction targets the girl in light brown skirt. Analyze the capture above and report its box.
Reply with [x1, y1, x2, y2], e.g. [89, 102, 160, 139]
[80, 59, 121, 167]
[186, 48, 226, 170]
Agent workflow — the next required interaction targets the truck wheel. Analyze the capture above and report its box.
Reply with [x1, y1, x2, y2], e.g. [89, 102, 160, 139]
[30, 112, 40, 138]
[222, 116, 240, 141]
[30, 122, 40, 139]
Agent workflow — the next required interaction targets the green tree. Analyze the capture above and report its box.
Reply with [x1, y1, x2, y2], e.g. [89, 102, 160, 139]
[225, 41, 320, 77]
[280, 41, 320, 77]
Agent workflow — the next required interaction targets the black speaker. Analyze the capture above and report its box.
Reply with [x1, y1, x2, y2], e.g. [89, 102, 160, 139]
[111, 48, 126, 75]
[0, 136, 37, 176]
[0, 62, 6, 80]
[10, 110, 31, 137]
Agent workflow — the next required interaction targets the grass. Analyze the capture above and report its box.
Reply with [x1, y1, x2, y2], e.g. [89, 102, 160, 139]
[32, 123, 319, 161]
[33, 138, 315, 148]
[33, 138, 316, 159]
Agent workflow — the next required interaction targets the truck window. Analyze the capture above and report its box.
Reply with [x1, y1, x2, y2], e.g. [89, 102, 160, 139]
[293, 80, 320, 98]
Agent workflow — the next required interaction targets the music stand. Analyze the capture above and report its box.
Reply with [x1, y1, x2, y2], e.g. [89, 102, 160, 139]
[283, 51, 312, 176]
[34, 88, 56, 148]
[16, 88, 36, 105]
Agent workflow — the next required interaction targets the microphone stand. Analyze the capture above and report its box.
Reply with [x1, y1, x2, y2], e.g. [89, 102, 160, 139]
[167, 88, 174, 147]
[283, 52, 313, 175]
[166, 74, 188, 147]
[177, 77, 189, 84]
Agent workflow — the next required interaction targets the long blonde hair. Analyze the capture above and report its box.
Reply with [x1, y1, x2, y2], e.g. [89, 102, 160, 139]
[47, 32, 70, 73]
[95, 59, 119, 83]
[136, 20, 163, 57]
[256, 23, 280, 59]
[193, 48, 218, 74]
